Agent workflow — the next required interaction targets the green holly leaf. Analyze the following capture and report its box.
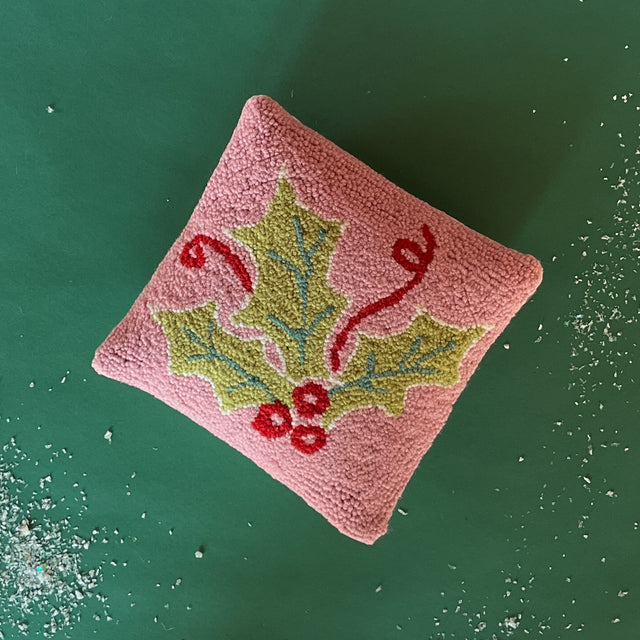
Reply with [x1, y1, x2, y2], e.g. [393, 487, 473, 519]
[153, 301, 294, 412]
[232, 177, 347, 381]
[324, 313, 487, 428]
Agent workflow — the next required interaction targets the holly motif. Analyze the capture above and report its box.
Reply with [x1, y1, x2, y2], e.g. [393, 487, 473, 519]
[154, 175, 487, 454]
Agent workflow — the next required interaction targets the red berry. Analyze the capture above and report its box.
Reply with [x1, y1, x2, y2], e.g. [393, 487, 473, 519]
[252, 402, 292, 439]
[290, 425, 327, 454]
[292, 382, 330, 418]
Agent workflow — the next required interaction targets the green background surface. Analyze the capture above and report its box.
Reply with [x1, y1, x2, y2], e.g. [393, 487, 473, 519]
[1, 1, 639, 638]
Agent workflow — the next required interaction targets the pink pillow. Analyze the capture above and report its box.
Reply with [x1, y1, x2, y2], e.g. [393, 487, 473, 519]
[93, 96, 542, 544]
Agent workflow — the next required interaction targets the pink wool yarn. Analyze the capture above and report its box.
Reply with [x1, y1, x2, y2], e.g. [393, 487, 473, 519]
[93, 96, 542, 544]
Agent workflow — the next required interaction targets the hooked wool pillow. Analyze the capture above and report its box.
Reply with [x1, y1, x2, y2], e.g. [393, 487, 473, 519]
[93, 96, 543, 544]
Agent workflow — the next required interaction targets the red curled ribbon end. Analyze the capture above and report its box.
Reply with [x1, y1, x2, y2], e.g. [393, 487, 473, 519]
[329, 224, 437, 373]
[179, 234, 253, 293]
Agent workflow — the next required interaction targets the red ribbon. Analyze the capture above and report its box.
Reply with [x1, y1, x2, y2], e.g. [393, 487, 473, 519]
[329, 224, 436, 373]
[180, 234, 253, 293]
[180, 225, 436, 374]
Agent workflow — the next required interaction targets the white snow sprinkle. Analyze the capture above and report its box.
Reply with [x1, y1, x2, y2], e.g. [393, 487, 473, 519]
[1, 439, 108, 636]
[504, 614, 521, 631]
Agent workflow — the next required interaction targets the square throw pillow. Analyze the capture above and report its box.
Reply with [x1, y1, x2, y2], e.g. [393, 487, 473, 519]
[93, 95, 542, 544]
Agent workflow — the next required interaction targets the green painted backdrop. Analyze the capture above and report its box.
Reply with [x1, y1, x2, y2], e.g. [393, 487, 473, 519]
[1, 1, 639, 638]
